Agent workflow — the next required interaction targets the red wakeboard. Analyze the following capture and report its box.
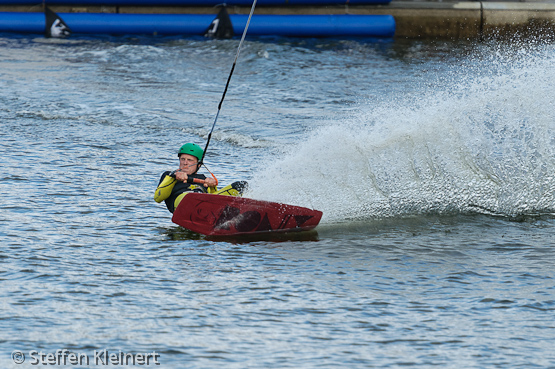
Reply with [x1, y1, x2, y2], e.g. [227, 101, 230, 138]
[172, 193, 323, 236]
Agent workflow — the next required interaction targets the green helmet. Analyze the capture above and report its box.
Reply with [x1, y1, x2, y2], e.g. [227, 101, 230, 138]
[178, 143, 204, 161]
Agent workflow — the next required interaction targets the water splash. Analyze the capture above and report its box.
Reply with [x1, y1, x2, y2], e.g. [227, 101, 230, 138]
[248, 42, 555, 222]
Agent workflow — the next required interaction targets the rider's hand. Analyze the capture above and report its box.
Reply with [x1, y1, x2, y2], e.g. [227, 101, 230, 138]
[175, 171, 188, 183]
[204, 177, 217, 187]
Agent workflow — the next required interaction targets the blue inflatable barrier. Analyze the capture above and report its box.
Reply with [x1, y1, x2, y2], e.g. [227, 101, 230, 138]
[0, 0, 390, 5]
[0, 12, 43, 33]
[0, 12, 396, 37]
[233, 14, 395, 37]
[67, 13, 215, 34]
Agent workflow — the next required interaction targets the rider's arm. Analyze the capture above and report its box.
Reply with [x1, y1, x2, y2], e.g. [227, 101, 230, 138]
[154, 172, 177, 203]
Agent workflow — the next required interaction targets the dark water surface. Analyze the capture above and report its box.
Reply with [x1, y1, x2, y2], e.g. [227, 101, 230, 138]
[1, 34, 555, 368]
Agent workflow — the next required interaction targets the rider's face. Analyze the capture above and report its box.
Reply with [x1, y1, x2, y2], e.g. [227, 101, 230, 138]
[179, 154, 198, 175]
